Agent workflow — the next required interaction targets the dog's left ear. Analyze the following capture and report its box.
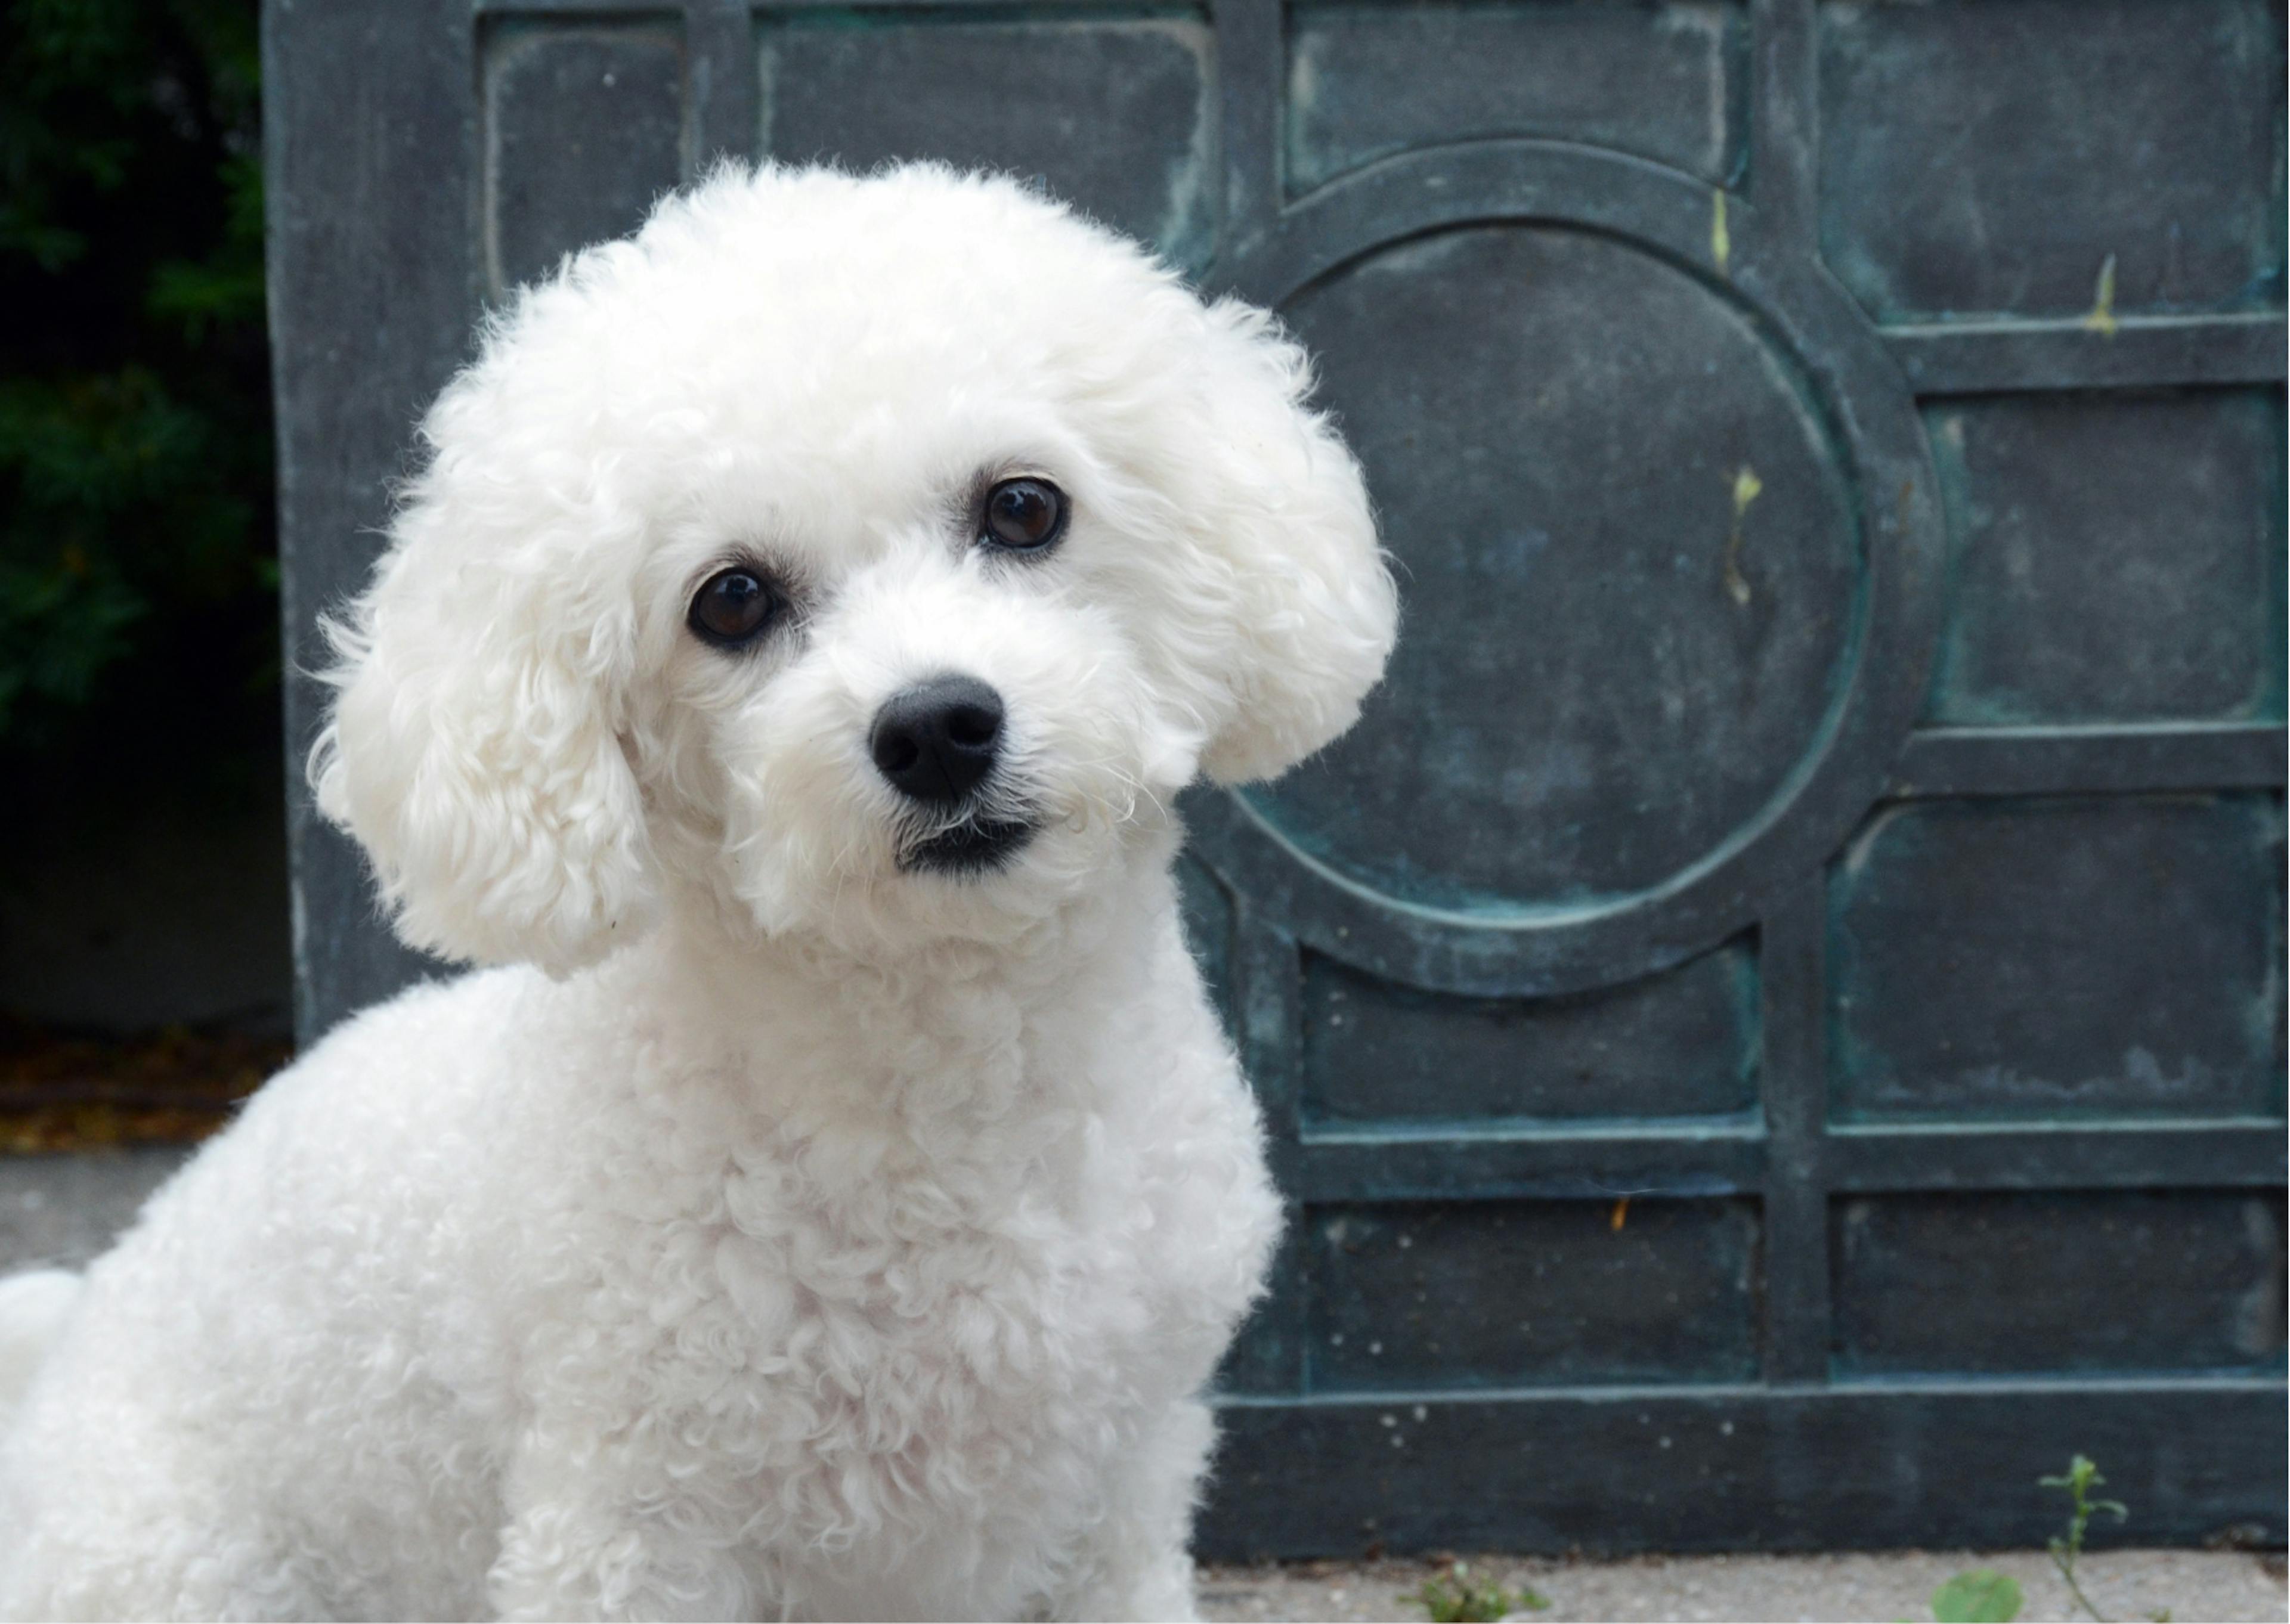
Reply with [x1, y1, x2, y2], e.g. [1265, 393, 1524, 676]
[1174, 299, 1399, 785]
[310, 478, 658, 976]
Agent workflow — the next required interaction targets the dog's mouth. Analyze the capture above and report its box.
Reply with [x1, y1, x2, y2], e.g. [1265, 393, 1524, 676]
[900, 816, 1037, 877]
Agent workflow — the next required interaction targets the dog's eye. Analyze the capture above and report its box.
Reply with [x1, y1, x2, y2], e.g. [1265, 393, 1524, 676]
[687, 568, 779, 649]
[979, 477, 1067, 553]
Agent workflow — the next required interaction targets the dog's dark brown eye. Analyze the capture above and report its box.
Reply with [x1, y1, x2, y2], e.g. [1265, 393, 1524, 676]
[688, 568, 779, 649]
[980, 477, 1066, 553]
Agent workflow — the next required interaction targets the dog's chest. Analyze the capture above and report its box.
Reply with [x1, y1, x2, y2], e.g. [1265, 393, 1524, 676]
[563, 959, 1270, 1560]
[635, 1105, 1200, 1552]
[714, 1096, 1183, 1390]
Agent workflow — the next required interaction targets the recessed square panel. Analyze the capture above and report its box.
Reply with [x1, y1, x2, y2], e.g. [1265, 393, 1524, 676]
[1921, 390, 2283, 727]
[1301, 940, 1757, 1125]
[1818, 0, 2285, 320]
[485, 22, 686, 296]
[1834, 1191, 2288, 1377]
[760, 13, 1214, 272]
[1830, 795, 2285, 1122]
[1308, 1199, 1762, 1389]
[1286, 0, 1746, 196]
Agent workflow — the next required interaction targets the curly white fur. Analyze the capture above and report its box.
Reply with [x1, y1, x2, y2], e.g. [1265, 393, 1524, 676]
[0, 163, 1395, 1621]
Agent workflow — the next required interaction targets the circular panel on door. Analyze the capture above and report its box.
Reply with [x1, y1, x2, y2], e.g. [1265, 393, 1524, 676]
[1253, 224, 1861, 913]
[1187, 143, 1944, 999]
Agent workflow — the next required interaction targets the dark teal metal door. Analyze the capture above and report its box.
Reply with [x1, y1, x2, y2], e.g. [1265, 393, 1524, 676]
[269, 0, 2288, 1555]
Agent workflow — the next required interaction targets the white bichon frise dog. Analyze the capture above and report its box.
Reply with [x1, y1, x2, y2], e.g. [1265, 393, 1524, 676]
[0, 164, 1394, 1620]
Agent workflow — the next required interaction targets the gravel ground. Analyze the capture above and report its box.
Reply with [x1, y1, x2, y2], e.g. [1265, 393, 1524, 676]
[1198, 1549, 2287, 1623]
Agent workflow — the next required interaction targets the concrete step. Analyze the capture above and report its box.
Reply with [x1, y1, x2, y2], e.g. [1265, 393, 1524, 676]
[0, 1148, 192, 1271]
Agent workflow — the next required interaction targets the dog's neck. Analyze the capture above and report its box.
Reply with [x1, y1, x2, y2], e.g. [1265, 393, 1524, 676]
[611, 829, 1186, 1132]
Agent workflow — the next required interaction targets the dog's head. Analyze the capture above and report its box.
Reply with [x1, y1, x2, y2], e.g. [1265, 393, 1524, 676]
[315, 165, 1395, 969]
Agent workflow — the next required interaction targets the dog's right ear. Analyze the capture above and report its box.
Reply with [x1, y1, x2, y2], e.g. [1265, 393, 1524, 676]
[311, 455, 658, 976]
[1167, 298, 1400, 786]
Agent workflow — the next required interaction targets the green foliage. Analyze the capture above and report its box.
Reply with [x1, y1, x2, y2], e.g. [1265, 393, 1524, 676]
[1407, 1560, 1549, 1623]
[1927, 1453, 2151, 1624]
[0, 0, 274, 761]
[2042, 1453, 2130, 1623]
[1932, 1568, 2023, 1623]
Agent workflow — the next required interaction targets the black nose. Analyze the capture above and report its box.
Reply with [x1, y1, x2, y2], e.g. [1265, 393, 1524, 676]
[869, 675, 1004, 805]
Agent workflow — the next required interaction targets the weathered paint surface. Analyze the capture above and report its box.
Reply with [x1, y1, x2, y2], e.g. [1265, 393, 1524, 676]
[1308, 1198, 1764, 1390]
[1299, 938, 1758, 1125]
[1830, 795, 2285, 1123]
[1833, 1189, 2288, 1377]
[1920, 389, 2285, 726]
[484, 23, 685, 296]
[1287, 1, 1746, 195]
[268, 0, 2288, 1559]
[1817, 0, 2286, 321]
[762, 13, 1218, 274]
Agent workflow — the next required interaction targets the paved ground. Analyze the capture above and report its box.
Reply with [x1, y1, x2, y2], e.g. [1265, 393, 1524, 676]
[0, 1146, 190, 1269]
[1200, 1549, 2287, 1622]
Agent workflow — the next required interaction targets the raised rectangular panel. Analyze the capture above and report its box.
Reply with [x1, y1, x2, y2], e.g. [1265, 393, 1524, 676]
[1921, 389, 2284, 727]
[1830, 796, 2285, 1122]
[759, 14, 1215, 272]
[1305, 1198, 1762, 1389]
[485, 23, 686, 296]
[1285, 0, 1746, 196]
[1203, 1386, 2287, 1558]
[1818, 0, 2286, 321]
[1301, 940, 1757, 1125]
[1833, 1191, 2288, 1377]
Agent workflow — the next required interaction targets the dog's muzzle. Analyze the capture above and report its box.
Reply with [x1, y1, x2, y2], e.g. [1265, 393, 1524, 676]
[872, 674, 1036, 874]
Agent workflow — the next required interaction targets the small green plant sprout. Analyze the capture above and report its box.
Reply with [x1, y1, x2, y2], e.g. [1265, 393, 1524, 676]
[1406, 1560, 1550, 1623]
[2041, 1453, 2129, 1622]
[1931, 1567, 2023, 1623]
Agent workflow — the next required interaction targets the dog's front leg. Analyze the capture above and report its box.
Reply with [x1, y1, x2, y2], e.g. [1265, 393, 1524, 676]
[1041, 1396, 1216, 1623]
[485, 1435, 756, 1622]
